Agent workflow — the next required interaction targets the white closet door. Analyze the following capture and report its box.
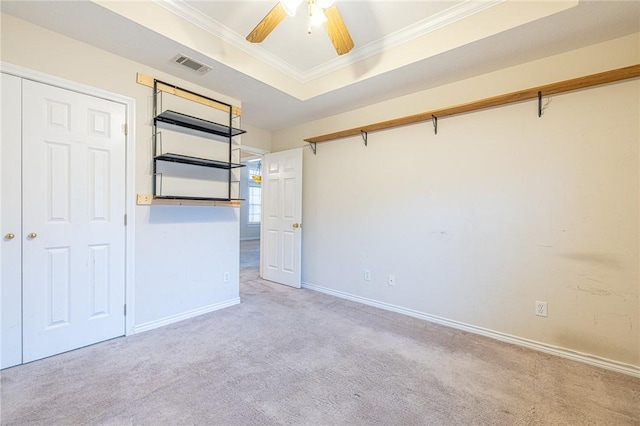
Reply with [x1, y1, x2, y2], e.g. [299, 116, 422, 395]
[1, 73, 23, 369]
[22, 80, 127, 363]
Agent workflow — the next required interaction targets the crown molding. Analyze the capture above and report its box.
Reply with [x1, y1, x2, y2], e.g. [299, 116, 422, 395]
[304, 0, 504, 81]
[154, 0, 307, 80]
[154, 0, 503, 83]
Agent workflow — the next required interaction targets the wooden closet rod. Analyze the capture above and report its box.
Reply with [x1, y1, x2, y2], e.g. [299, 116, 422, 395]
[304, 64, 640, 144]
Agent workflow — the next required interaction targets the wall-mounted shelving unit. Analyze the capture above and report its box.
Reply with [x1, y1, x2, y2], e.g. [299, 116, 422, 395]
[141, 78, 246, 206]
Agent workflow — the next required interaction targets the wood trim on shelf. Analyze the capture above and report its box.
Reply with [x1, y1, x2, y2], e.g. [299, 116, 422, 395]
[136, 72, 242, 116]
[304, 64, 640, 144]
[136, 194, 241, 207]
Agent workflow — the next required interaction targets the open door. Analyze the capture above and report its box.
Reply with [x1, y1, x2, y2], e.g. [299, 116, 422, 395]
[261, 148, 303, 288]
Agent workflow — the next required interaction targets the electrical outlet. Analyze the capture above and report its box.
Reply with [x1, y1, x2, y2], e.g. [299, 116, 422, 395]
[535, 301, 548, 317]
[388, 275, 395, 286]
[137, 194, 153, 205]
[364, 270, 371, 281]
[224, 272, 230, 283]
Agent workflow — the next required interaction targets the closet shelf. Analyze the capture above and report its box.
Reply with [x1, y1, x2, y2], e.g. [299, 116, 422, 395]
[304, 64, 640, 145]
[155, 110, 246, 137]
[155, 153, 244, 169]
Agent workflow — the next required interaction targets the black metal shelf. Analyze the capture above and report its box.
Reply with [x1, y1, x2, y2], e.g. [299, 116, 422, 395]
[155, 153, 244, 169]
[153, 195, 244, 202]
[155, 110, 245, 137]
[151, 79, 245, 203]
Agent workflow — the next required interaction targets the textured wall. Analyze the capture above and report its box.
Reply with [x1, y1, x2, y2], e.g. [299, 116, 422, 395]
[272, 33, 640, 367]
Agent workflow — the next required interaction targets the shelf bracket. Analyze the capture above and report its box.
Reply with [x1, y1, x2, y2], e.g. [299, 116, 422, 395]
[361, 130, 368, 147]
[538, 91, 542, 117]
[432, 115, 438, 135]
[309, 142, 317, 155]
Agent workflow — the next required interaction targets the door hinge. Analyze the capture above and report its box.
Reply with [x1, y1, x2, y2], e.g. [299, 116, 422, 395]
[124, 214, 127, 226]
[123, 123, 128, 136]
[124, 304, 127, 316]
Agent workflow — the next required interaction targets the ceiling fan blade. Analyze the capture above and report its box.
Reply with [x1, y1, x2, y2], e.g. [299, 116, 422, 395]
[246, 2, 287, 43]
[323, 5, 354, 55]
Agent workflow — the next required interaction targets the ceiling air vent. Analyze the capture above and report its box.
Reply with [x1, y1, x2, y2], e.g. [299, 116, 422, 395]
[172, 54, 211, 74]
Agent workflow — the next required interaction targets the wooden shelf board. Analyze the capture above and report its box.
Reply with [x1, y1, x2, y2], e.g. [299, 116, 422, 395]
[137, 72, 242, 117]
[137, 194, 241, 207]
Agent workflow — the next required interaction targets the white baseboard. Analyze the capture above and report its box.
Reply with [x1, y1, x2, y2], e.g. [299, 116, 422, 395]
[133, 297, 241, 334]
[302, 282, 639, 378]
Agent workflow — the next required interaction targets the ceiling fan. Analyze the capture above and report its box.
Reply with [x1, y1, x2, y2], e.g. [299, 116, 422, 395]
[246, 0, 354, 56]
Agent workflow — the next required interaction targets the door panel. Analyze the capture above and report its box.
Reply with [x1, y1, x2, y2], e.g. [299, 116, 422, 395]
[89, 149, 111, 220]
[45, 247, 72, 328]
[266, 230, 278, 269]
[1, 73, 23, 369]
[261, 148, 303, 288]
[46, 142, 71, 222]
[22, 80, 126, 363]
[89, 244, 110, 318]
[282, 231, 295, 272]
[283, 177, 295, 218]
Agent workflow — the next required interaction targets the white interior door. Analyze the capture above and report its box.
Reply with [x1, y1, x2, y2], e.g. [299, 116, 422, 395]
[1, 73, 23, 369]
[261, 148, 303, 288]
[21, 80, 127, 363]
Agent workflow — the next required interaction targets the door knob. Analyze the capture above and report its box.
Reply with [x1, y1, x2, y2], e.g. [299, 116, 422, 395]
[4, 233, 15, 240]
[27, 232, 37, 239]
[292, 223, 301, 228]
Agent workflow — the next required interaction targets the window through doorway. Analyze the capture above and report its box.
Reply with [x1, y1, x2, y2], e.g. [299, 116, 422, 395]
[240, 152, 263, 270]
[247, 163, 261, 225]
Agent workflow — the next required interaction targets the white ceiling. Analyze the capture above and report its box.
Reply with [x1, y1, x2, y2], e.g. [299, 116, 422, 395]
[1, 1, 639, 130]
[166, 1, 472, 78]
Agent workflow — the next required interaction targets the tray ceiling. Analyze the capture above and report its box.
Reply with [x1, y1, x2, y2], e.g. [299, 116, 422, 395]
[2, 1, 638, 130]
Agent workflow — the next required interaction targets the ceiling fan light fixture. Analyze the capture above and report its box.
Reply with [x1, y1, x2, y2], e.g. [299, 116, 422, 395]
[247, 0, 353, 56]
[316, 0, 335, 9]
[309, 4, 327, 27]
[281, 0, 303, 16]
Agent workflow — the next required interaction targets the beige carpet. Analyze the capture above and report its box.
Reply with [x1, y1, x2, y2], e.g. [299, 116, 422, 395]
[1, 262, 638, 425]
[240, 239, 260, 269]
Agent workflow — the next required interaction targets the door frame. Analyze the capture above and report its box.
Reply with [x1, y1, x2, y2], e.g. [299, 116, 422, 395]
[1, 61, 137, 336]
[241, 145, 269, 276]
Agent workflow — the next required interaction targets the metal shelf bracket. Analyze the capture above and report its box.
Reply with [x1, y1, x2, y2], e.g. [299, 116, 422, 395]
[432, 115, 438, 135]
[309, 142, 317, 155]
[361, 130, 368, 146]
[538, 91, 542, 117]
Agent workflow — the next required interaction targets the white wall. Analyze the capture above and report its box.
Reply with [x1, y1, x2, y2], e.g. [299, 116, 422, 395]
[272, 33, 640, 369]
[1, 13, 241, 331]
[242, 124, 272, 153]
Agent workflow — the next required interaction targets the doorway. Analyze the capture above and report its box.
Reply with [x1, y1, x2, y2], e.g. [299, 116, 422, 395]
[238, 146, 303, 289]
[240, 148, 264, 271]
